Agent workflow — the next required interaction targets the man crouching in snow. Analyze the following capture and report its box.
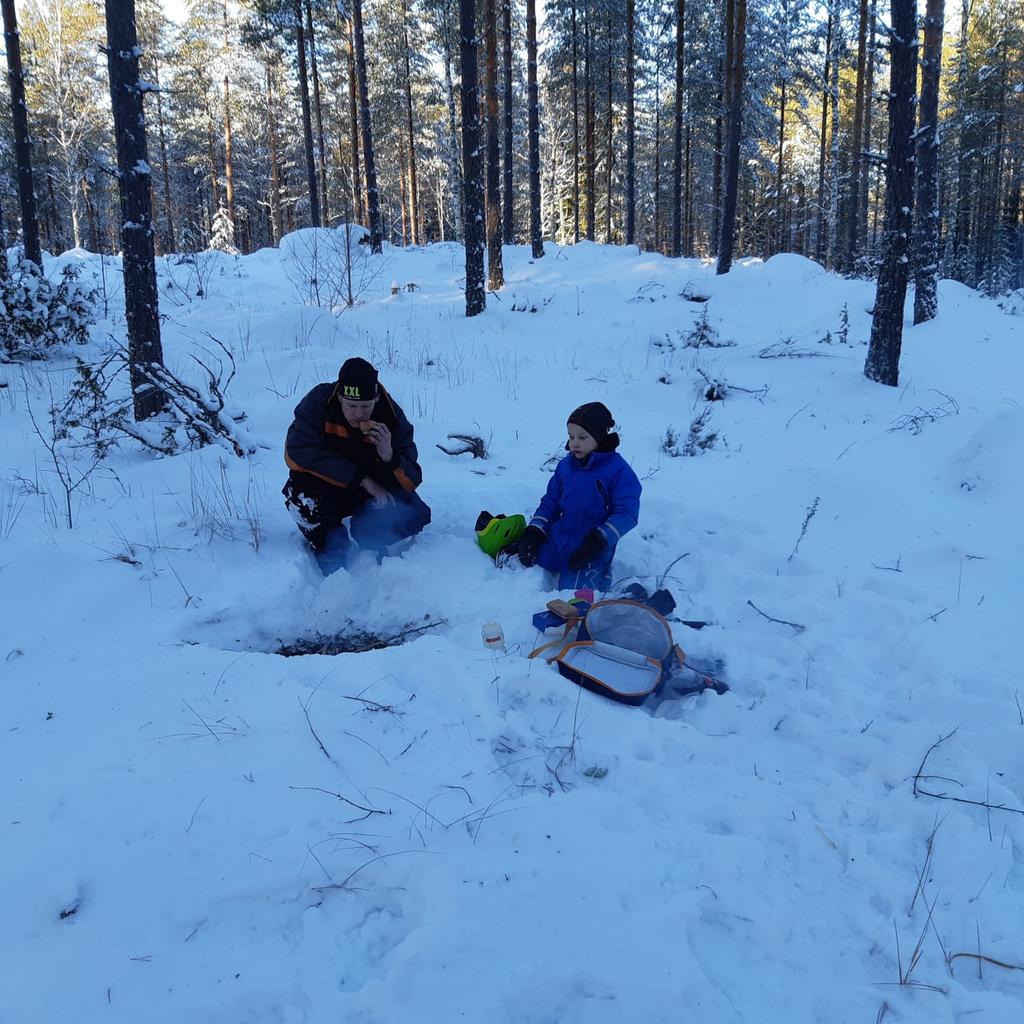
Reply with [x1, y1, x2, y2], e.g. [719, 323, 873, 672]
[283, 357, 431, 574]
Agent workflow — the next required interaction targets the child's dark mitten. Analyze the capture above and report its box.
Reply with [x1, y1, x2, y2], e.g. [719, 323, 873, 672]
[568, 529, 605, 570]
[518, 525, 545, 567]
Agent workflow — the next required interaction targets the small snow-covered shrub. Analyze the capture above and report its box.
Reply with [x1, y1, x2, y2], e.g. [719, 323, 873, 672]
[663, 409, 719, 457]
[681, 306, 735, 349]
[0, 256, 97, 361]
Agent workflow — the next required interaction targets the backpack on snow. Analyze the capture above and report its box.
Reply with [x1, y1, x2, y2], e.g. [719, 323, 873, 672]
[529, 599, 685, 706]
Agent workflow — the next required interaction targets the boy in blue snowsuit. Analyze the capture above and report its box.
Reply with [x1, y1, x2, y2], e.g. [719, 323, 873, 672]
[517, 403, 641, 591]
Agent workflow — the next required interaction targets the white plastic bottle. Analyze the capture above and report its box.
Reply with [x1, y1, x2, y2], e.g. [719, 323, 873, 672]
[481, 621, 506, 653]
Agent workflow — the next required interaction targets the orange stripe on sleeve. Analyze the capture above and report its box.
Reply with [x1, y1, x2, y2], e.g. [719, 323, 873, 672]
[393, 467, 417, 492]
[285, 451, 350, 488]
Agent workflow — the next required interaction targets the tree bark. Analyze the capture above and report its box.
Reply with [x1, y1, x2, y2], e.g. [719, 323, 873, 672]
[104, 0, 166, 419]
[346, 20, 364, 225]
[441, 5, 463, 239]
[604, 7, 612, 242]
[654, 57, 662, 250]
[844, 0, 868, 271]
[152, 57, 176, 253]
[625, 0, 635, 246]
[526, 0, 543, 257]
[584, 13, 595, 241]
[859, 0, 876, 249]
[403, 0, 419, 245]
[712, 62, 721, 253]
[305, 0, 329, 224]
[352, 0, 381, 252]
[775, 79, 786, 254]
[204, 92, 220, 227]
[571, 0, 579, 242]
[459, 0, 486, 314]
[398, 132, 409, 244]
[865, 0, 916, 386]
[266, 65, 283, 245]
[826, 0, 840, 269]
[292, 0, 320, 227]
[815, 13, 832, 264]
[501, 0, 513, 242]
[484, 0, 504, 287]
[222, 0, 236, 241]
[952, 0, 971, 273]
[913, 0, 944, 323]
[672, 0, 684, 257]
[716, 0, 745, 274]
[685, 125, 693, 254]
[2, 0, 42, 266]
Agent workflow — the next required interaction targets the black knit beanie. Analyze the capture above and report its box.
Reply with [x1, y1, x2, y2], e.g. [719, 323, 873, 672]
[568, 402, 620, 452]
[337, 357, 379, 402]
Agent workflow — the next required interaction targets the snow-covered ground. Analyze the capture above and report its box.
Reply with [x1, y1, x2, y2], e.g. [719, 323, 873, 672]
[2, 235, 1023, 1023]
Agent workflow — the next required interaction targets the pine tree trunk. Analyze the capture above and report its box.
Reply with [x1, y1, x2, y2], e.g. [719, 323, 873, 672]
[815, 14, 831, 263]
[672, 0, 684, 257]
[501, 0, 513, 242]
[716, 0, 745, 275]
[2, 0, 41, 266]
[604, 8, 612, 242]
[826, 1, 840, 270]
[859, 0, 876, 250]
[442, 9, 464, 240]
[346, 21, 364, 225]
[223, 78, 236, 241]
[352, 0, 381, 252]
[584, 14, 595, 241]
[484, 0, 504, 287]
[399, 133, 409, 245]
[459, 0, 486, 314]
[654, 59, 662, 251]
[305, 0, 329, 225]
[865, 0, 916, 387]
[625, 0, 635, 246]
[204, 93, 221, 225]
[712, 71, 721, 252]
[913, 0, 944, 324]
[103, 0, 166, 419]
[403, 1, 419, 245]
[546, 118, 559, 241]
[526, 0, 543, 257]
[775, 78, 786, 254]
[983, 48, 1007, 294]
[953, 0, 970, 273]
[222, 0, 236, 242]
[153, 58, 176, 253]
[342, 22, 362, 226]
[685, 125, 693, 254]
[292, 0, 320, 228]
[571, 0, 580, 242]
[844, 0, 868, 271]
[266, 65, 284, 245]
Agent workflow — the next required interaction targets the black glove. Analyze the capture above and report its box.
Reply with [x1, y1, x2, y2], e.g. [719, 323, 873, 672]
[568, 529, 606, 570]
[517, 525, 545, 567]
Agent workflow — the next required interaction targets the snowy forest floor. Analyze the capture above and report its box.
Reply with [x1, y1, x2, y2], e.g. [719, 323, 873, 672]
[2, 235, 1024, 1023]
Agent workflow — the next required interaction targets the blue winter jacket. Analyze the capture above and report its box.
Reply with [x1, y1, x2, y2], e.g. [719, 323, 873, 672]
[529, 450, 642, 581]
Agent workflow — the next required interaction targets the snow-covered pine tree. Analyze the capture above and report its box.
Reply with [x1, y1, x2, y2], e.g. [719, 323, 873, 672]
[2, 0, 42, 265]
[459, 0, 486, 315]
[104, 0, 167, 419]
[865, 0, 917, 387]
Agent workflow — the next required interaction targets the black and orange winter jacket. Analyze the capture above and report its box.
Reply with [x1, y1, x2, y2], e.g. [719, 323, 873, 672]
[284, 382, 422, 494]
